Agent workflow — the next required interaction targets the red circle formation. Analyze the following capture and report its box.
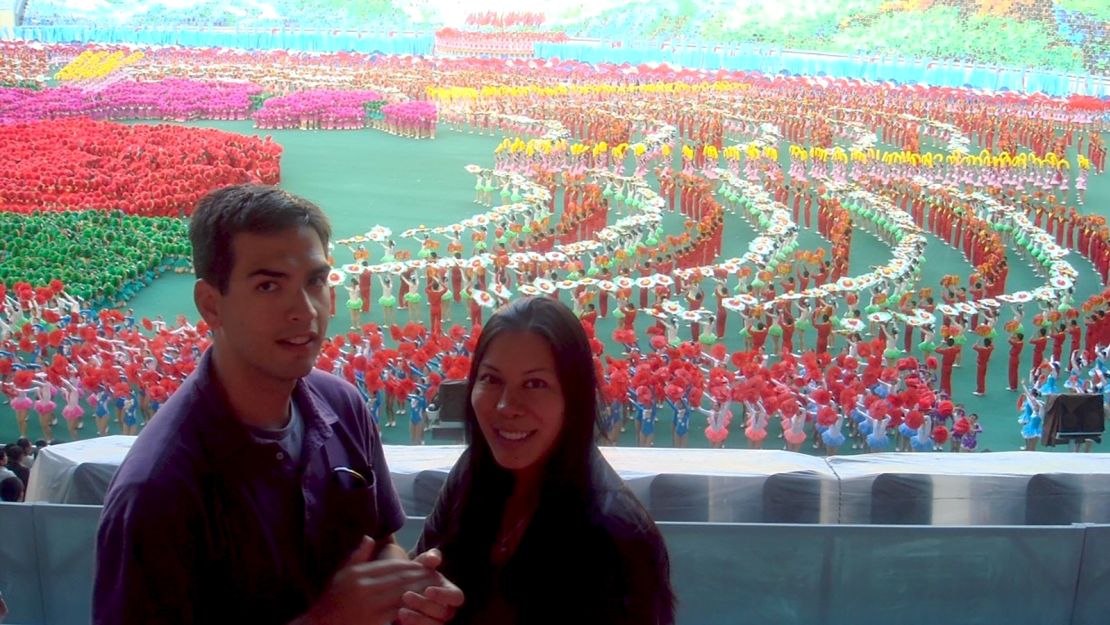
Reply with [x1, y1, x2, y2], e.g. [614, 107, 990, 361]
[0, 118, 282, 216]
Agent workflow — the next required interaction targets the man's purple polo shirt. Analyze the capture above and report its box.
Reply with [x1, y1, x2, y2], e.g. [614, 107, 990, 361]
[93, 348, 405, 625]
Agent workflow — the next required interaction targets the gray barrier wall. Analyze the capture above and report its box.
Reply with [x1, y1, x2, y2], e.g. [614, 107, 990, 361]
[2, 503, 1110, 625]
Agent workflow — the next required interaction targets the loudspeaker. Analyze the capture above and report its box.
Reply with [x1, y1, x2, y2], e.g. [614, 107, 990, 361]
[433, 380, 468, 424]
[1043, 393, 1105, 446]
[871, 473, 934, 525]
[411, 470, 449, 517]
[649, 474, 710, 522]
[427, 380, 467, 443]
[763, 471, 824, 524]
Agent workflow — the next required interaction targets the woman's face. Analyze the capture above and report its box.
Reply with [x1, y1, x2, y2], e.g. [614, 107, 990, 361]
[471, 331, 565, 474]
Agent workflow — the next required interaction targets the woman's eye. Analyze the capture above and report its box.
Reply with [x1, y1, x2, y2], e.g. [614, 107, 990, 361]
[524, 378, 549, 389]
[478, 373, 500, 384]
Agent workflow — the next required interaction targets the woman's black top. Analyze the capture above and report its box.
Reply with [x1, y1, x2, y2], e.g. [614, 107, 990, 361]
[414, 448, 675, 625]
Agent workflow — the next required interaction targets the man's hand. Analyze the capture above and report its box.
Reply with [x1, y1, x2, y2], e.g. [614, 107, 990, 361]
[396, 549, 465, 625]
[295, 537, 441, 625]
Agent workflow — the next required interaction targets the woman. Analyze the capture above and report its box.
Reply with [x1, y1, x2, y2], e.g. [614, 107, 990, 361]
[415, 297, 675, 624]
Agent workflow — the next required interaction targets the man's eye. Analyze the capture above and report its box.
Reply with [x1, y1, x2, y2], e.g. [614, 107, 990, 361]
[257, 282, 278, 293]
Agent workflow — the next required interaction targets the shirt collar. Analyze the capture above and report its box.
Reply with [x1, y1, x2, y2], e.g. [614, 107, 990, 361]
[191, 347, 338, 464]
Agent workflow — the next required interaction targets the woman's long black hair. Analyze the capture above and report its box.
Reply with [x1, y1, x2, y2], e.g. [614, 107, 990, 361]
[428, 298, 602, 600]
[462, 296, 600, 498]
[425, 297, 674, 623]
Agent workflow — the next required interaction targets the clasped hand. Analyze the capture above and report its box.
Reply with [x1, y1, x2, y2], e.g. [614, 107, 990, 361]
[299, 536, 464, 625]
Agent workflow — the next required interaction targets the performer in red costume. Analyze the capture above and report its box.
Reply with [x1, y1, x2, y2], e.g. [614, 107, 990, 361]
[1007, 332, 1024, 391]
[972, 337, 993, 396]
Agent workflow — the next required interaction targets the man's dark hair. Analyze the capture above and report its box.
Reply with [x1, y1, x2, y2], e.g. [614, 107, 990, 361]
[190, 184, 331, 293]
[4, 443, 24, 465]
[1, 476, 23, 502]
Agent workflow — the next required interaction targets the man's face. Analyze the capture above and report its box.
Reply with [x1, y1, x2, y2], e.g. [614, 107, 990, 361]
[196, 226, 331, 386]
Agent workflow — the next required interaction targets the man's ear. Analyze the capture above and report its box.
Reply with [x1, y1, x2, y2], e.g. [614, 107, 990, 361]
[194, 279, 222, 331]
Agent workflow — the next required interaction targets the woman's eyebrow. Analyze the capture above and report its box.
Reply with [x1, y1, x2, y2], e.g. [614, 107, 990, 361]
[479, 365, 552, 374]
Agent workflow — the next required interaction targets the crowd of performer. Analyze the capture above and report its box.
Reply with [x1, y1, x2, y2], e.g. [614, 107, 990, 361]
[2, 41, 1109, 456]
[6, 267, 1110, 454]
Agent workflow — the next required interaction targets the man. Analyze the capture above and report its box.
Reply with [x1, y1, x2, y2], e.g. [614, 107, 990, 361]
[814, 313, 833, 355]
[358, 261, 373, 314]
[426, 277, 447, 335]
[2, 445, 29, 490]
[15, 438, 34, 469]
[1030, 327, 1049, 370]
[972, 337, 993, 396]
[0, 476, 23, 502]
[0, 446, 16, 483]
[1007, 332, 1025, 391]
[935, 338, 961, 398]
[94, 185, 462, 625]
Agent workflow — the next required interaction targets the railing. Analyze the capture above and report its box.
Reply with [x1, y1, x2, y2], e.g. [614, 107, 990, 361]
[1, 502, 1108, 625]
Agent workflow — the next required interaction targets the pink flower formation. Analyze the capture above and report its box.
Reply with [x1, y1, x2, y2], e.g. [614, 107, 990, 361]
[253, 89, 385, 130]
[381, 100, 437, 127]
[0, 78, 262, 125]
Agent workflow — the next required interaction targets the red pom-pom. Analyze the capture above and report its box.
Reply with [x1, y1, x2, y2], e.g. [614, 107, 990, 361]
[589, 338, 604, 355]
[810, 388, 831, 405]
[817, 406, 837, 426]
[953, 417, 971, 436]
[918, 393, 936, 410]
[905, 410, 925, 430]
[938, 400, 954, 417]
[650, 335, 667, 350]
[932, 425, 949, 444]
[664, 384, 684, 402]
[612, 328, 636, 345]
[710, 384, 730, 402]
[710, 343, 728, 362]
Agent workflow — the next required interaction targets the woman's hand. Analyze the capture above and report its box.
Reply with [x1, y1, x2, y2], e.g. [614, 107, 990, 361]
[397, 549, 464, 625]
